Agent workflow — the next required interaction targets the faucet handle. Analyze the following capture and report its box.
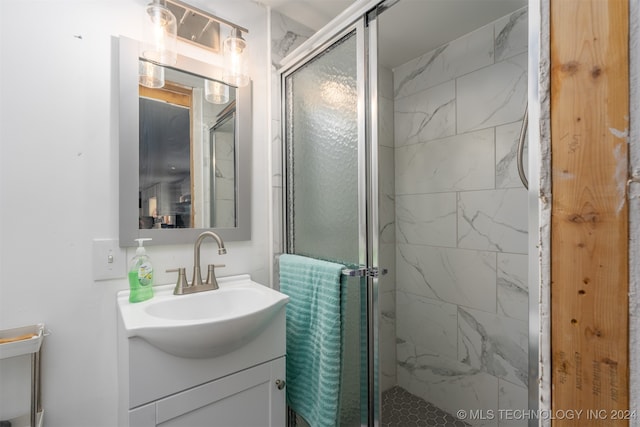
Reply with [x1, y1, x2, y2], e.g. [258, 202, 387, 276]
[207, 264, 226, 276]
[167, 268, 188, 295]
[204, 264, 226, 289]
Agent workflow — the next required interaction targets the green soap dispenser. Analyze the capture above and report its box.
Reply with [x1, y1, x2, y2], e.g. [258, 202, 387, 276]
[128, 238, 154, 303]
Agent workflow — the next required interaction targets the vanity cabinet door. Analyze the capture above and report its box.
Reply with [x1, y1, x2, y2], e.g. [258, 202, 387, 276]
[129, 402, 155, 427]
[149, 357, 285, 427]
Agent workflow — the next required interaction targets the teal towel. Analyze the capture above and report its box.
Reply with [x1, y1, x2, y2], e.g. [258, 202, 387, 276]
[279, 254, 345, 427]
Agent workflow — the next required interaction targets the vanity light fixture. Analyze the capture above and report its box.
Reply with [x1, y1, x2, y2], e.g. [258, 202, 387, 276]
[204, 80, 229, 104]
[142, 0, 178, 66]
[163, 0, 250, 87]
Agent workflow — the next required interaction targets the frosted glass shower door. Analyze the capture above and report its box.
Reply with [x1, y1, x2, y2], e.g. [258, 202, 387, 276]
[284, 32, 362, 263]
[283, 27, 368, 427]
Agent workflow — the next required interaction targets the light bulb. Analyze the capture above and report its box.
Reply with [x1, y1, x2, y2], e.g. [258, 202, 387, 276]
[139, 60, 165, 88]
[222, 28, 250, 87]
[204, 80, 230, 104]
[142, 0, 177, 66]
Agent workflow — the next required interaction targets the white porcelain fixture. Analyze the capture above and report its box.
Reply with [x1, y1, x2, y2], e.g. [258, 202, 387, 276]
[117, 274, 289, 358]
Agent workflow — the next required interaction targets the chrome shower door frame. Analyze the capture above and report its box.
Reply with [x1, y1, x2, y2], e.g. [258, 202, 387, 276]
[281, 20, 367, 259]
[280, 16, 375, 426]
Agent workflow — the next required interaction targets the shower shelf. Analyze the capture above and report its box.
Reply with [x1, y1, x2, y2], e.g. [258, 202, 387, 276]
[0, 323, 45, 427]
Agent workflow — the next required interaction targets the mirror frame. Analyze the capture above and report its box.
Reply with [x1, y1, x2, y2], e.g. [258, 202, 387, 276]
[118, 36, 252, 247]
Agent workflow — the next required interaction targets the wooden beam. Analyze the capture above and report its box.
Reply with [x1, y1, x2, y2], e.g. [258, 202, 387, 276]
[550, 0, 629, 425]
[139, 82, 192, 107]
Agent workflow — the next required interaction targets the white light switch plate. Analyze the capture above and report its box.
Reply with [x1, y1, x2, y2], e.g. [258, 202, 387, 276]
[92, 239, 127, 281]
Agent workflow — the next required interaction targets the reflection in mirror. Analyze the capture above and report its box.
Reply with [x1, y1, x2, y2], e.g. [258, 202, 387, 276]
[210, 104, 237, 228]
[137, 65, 237, 230]
[118, 36, 251, 247]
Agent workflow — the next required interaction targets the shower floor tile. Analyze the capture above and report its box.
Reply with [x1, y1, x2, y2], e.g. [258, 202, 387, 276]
[381, 386, 469, 427]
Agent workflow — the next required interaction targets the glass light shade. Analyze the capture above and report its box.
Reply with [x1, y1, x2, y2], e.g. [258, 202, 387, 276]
[139, 60, 165, 88]
[204, 80, 230, 104]
[141, 0, 178, 66]
[222, 28, 250, 87]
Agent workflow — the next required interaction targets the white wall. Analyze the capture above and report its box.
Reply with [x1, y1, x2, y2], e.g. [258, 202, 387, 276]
[0, 0, 269, 425]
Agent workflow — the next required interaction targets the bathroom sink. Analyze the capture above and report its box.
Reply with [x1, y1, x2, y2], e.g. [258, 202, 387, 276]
[117, 274, 289, 358]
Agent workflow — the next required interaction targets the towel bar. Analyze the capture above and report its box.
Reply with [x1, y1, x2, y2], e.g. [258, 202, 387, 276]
[341, 267, 387, 278]
[276, 254, 386, 278]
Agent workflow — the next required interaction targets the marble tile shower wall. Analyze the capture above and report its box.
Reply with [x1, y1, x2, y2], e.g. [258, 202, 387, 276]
[392, 8, 528, 426]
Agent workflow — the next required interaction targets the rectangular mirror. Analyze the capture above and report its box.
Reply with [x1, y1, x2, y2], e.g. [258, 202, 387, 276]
[118, 36, 251, 247]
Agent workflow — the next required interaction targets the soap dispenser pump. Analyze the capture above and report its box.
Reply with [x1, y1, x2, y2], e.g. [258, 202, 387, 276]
[128, 238, 154, 303]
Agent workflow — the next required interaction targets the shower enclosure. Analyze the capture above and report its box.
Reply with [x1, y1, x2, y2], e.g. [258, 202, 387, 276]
[278, 1, 536, 425]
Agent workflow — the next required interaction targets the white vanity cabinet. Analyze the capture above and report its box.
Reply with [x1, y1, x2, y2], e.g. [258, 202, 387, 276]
[117, 297, 287, 427]
[128, 357, 285, 427]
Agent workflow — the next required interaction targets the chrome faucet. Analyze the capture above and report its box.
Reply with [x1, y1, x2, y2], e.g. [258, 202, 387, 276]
[168, 231, 227, 295]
